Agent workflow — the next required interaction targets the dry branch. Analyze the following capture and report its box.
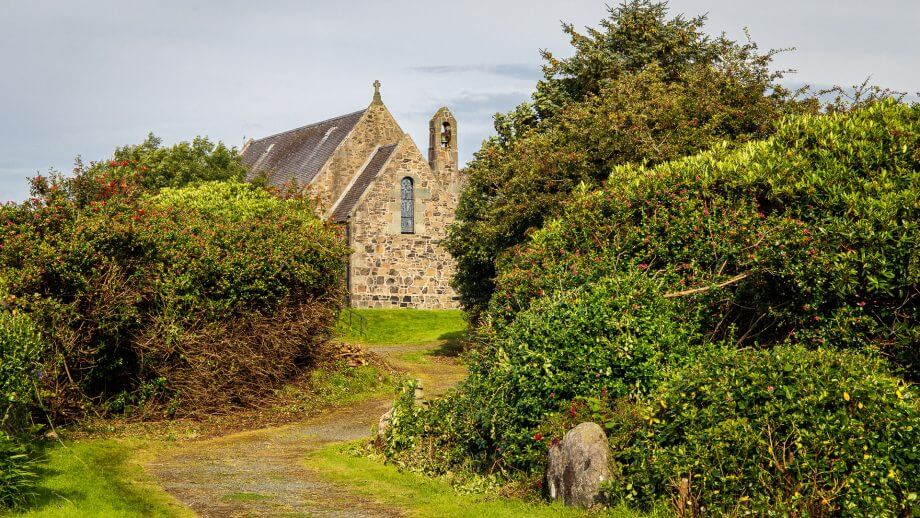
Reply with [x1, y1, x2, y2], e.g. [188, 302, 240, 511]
[663, 273, 750, 299]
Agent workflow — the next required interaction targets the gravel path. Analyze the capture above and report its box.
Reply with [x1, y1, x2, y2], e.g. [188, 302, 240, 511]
[147, 342, 465, 517]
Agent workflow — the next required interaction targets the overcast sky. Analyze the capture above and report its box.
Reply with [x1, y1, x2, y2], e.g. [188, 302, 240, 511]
[1, 0, 918, 201]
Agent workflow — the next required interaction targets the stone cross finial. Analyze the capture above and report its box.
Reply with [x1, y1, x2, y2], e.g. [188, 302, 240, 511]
[373, 80, 382, 103]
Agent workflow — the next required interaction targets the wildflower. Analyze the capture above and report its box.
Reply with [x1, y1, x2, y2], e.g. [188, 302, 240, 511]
[533, 432, 543, 441]
[638, 263, 649, 270]
[767, 386, 774, 392]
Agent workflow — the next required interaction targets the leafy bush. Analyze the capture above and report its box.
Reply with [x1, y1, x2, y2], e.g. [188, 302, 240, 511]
[0, 430, 38, 510]
[0, 304, 43, 510]
[383, 102, 919, 504]
[446, 1, 818, 319]
[603, 345, 920, 515]
[46, 133, 246, 210]
[490, 100, 920, 376]
[0, 174, 348, 420]
[95, 133, 245, 192]
[0, 307, 44, 431]
[382, 274, 701, 473]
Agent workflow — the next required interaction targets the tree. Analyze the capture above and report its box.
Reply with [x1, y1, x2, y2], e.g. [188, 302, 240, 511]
[445, 0, 818, 319]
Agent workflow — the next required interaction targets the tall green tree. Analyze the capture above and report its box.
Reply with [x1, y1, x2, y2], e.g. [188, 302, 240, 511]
[56, 134, 247, 207]
[446, 0, 818, 318]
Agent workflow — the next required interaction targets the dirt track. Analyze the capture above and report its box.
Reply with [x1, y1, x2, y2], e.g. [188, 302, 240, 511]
[147, 342, 465, 517]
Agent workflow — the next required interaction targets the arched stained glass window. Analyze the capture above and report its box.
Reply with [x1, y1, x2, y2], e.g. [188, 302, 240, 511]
[401, 177, 414, 234]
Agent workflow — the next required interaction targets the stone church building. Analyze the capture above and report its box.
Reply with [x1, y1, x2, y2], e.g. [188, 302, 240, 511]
[240, 82, 461, 309]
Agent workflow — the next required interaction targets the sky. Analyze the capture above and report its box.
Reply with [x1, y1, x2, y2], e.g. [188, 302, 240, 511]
[1, 0, 918, 201]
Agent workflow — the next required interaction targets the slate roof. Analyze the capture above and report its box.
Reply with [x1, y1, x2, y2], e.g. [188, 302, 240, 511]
[331, 143, 398, 223]
[242, 109, 366, 188]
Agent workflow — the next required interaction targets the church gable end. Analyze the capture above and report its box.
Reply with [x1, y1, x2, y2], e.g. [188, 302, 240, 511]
[242, 82, 460, 309]
[346, 133, 459, 308]
[308, 86, 405, 213]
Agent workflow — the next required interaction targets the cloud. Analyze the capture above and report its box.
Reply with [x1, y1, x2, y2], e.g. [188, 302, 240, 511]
[1, 0, 918, 200]
[408, 64, 542, 82]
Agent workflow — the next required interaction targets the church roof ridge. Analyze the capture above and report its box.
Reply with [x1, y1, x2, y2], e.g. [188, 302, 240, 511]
[242, 108, 367, 187]
[250, 108, 367, 144]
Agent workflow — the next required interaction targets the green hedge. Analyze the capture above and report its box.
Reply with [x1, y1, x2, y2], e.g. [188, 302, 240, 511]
[383, 102, 920, 513]
[0, 174, 348, 421]
[490, 100, 919, 375]
[412, 274, 701, 470]
[605, 345, 919, 515]
[0, 308, 44, 428]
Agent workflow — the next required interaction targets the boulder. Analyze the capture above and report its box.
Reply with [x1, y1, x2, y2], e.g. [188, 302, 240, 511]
[413, 379, 424, 401]
[377, 407, 394, 437]
[378, 379, 422, 438]
[545, 422, 610, 508]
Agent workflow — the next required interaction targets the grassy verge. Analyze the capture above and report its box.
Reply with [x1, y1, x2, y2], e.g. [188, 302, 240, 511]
[336, 309, 467, 345]
[13, 439, 188, 518]
[306, 443, 661, 518]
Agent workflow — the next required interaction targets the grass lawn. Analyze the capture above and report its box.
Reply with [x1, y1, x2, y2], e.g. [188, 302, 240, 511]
[306, 443, 659, 518]
[14, 439, 189, 518]
[336, 308, 467, 345]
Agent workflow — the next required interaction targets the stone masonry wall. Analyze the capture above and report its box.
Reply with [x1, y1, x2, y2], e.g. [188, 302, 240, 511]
[347, 134, 460, 309]
[308, 100, 404, 213]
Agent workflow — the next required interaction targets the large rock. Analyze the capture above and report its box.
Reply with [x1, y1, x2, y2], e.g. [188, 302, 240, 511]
[413, 379, 424, 401]
[546, 422, 611, 508]
[377, 407, 394, 437]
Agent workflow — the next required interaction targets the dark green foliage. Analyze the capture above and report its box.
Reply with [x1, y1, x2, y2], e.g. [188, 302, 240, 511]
[88, 133, 246, 194]
[490, 100, 919, 375]
[604, 345, 919, 515]
[446, 0, 817, 319]
[382, 274, 701, 473]
[1, 152, 348, 421]
[384, 103, 919, 515]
